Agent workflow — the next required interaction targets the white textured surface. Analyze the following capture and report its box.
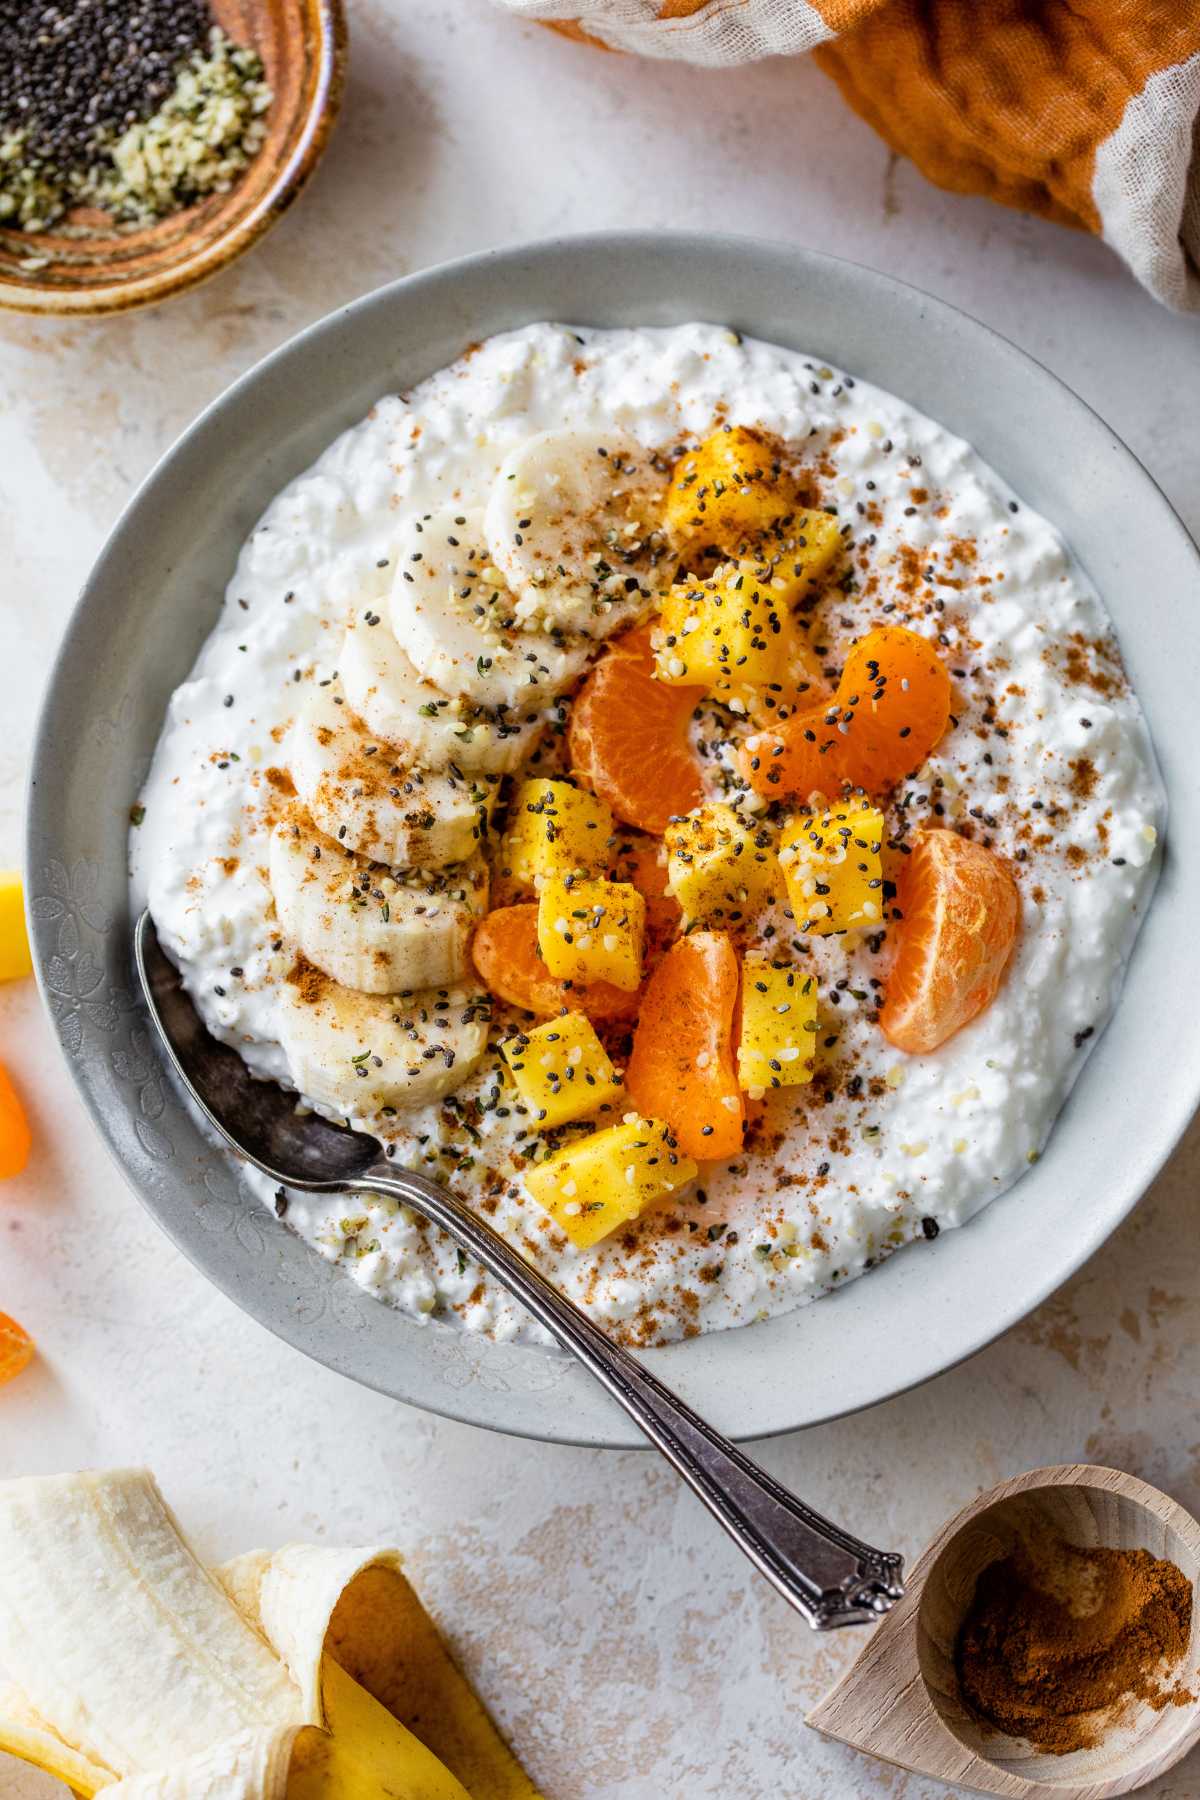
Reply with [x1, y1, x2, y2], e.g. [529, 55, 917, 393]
[1, 5, 1199, 1795]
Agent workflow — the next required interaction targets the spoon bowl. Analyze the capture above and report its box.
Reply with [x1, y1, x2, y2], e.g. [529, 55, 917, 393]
[810, 1464, 1200, 1797]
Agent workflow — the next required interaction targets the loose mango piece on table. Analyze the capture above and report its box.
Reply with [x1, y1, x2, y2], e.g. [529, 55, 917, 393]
[665, 802, 781, 929]
[780, 801, 886, 937]
[500, 1012, 621, 1130]
[664, 426, 800, 553]
[537, 877, 646, 993]
[525, 1116, 697, 1250]
[0, 1061, 31, 1180]
[0, 1312, 34, 1386]
[738, 956, 818, 1097]
[498, 778, 613, 892]
[0, 872, 32, 982]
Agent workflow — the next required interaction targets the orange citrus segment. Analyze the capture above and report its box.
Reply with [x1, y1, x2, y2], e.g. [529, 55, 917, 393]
[0, 1061, 30, 1180]
[608, 831, 683, 954]
[567, 625, 705, 834]
[471, 904, 641, 1024]
[740, 625, 952, 803]
[0, 1313, 34, 1386]
[880, 830, 1021, 1054]
[624, 931, 745, 1159]
[836, 626, 953, 792]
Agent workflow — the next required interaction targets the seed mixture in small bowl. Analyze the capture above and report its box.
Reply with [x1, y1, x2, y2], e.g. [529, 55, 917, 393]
[0, 0, 345, 315]
[134, 320, 1164, 1352]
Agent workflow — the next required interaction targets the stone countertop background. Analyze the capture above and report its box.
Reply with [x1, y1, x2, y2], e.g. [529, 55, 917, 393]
[2, 5, 1199, 1796]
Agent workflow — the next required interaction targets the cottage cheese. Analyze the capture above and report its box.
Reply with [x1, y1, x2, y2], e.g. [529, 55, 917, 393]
[132, 323, 1163, 1348]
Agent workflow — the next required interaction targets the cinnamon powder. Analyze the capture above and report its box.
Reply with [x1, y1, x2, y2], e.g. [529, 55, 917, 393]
[955, 1533, 1194, 1755]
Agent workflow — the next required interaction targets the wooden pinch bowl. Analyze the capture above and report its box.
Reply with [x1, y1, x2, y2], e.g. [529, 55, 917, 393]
[0, 0, 346, 317]
[809, 1465, 1200, 1798]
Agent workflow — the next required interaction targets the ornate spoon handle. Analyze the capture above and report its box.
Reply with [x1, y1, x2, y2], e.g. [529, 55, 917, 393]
[357, 1162, 904, 1630]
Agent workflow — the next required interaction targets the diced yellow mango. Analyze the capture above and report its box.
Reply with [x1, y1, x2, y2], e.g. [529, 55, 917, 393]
[779, 800, 886, 936]
[0, 873, 31, 983]
[663, 426, 800, 553]
[526, 1115, 698, 1249]
[737, 955, 818, 1096]
[537, 877, 646, 991]
[746, 508, 844, 610]
[498, 778, 613, 892]
[500, 1013, 621, 1129]
[655, 567, 794, 713]
[664, 803, 781, 928]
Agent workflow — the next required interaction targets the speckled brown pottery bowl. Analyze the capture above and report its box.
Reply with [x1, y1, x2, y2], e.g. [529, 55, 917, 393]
[0, 0, 346, 317]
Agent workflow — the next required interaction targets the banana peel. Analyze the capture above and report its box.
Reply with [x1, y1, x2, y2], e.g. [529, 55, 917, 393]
[0, 1470, 542, 1800]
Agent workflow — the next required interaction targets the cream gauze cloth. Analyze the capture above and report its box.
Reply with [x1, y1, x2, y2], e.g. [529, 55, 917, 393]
[496, 0, 1200, 312]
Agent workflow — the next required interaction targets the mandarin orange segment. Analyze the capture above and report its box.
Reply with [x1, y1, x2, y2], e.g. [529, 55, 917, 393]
[624, 930, 745, 1160]
[471, 904, 640, 1024]
[739, 700, 843, 803]
[0, 1313, 34, 1386]
[880, 830, 1020, 1055]
[608, 832, 683, 952]
[0, 1061, 30, 1181]
[836, 626, 953, 793]
[740, 625, 952, 803]
[567, 625, 705, 835]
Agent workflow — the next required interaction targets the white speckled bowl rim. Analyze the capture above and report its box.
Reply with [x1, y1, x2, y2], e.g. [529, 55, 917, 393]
[27, 233, 1200, 1448]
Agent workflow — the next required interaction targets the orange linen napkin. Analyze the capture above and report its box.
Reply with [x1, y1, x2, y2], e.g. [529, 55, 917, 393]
[501, 0, 1200, 311]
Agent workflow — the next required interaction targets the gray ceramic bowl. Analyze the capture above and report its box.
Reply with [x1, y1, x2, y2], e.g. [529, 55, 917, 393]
[27, 234, 1200, 1447]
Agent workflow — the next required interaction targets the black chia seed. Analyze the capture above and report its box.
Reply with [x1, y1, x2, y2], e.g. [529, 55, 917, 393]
[0, 0, 213, 167]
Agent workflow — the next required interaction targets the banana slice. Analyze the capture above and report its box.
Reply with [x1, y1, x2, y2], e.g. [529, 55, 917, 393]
[339, 610, 544, 775]
[483, 429, 669, 634]
[288, 683, 498, 870]
[277, 972, 491, 1114]
[389, 510, 590, 706]
[269, 805, 488, 995]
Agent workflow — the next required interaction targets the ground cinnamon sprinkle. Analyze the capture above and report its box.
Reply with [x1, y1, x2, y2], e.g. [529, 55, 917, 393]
[956, 1533, 1194, 1754]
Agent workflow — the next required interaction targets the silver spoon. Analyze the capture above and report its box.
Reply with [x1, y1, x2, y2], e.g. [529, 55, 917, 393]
[135, 910, 904, 1630]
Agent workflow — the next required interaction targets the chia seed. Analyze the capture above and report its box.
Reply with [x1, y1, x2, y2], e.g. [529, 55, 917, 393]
[0, 1, 271, 233]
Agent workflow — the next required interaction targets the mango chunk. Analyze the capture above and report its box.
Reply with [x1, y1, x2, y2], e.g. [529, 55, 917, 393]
[655, 566, 802, 717]
[780, 800, 886, 936]
[500, 1013, 621, 1129]
[664, 426, 800, 554]
[0, 873, 32, 983]
[499, 779, 613, 892]
[748, 509, 844, 611]
[664, 803, 781, 929]
[526, 1115, 698, 1249]
[738, 955, 818, 1096]
[537, 877, 646, 992]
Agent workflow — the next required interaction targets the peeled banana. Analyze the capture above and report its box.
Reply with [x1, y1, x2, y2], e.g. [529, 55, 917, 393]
[287, 682, 498, 870]
[276, 974, 491, 1114]
[483, 429, 668, 635]
[339, 612, 545, 776]
[388, 511, 589, 705]
[0, 1469, 541, 1800]
[269, 806, 488, 995]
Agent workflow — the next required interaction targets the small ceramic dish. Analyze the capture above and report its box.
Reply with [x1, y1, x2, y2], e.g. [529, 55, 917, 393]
[26, 234, 1200, 1446]
[0, 0, 347, 317]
